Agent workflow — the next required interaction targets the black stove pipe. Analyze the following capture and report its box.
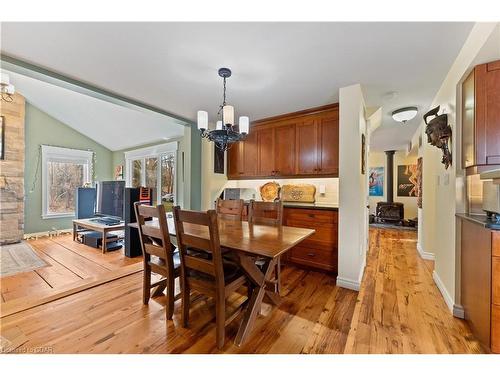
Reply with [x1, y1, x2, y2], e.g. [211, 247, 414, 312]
[385, 150, 395, 203]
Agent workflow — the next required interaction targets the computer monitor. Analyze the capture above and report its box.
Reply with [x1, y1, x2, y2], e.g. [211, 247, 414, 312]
[96, 181, 125, 219]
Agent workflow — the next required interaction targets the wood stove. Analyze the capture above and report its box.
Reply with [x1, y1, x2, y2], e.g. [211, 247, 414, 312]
[375, 150, 405, 224]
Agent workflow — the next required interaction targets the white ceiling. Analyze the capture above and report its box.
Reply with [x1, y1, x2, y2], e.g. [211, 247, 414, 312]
[0, 22, 474, 150]
[3, 71, 186, 151]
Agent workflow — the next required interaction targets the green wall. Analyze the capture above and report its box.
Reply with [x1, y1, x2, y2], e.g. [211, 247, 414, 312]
[24, 103, 113, 233]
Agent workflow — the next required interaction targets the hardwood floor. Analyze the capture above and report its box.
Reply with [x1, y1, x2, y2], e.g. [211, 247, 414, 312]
[344, 228, 484, 354]
[0, 228, 484, 353]
[0, 234, 141, 302]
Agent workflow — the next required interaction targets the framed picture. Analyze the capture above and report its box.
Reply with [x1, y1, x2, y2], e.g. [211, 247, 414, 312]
[417, 157, 423, 208]
[397, 164, 418, 197]
[0, 116, 4, 160]
[369, 167, 384, 196]
[361, 133, 366, 175]
[214, 143, 224, 174]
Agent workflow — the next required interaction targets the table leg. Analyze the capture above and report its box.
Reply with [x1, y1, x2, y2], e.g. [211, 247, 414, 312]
[73, 222, 77, 241]
[102, 230, 106, 254]
[235, 256, 279, 346]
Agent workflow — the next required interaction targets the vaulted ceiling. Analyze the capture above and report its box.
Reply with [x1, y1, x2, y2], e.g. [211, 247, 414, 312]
[1, 22, 474, 150]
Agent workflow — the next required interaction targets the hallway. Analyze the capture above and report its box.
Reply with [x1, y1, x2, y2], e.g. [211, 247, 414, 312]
[344, 227, 483, 353]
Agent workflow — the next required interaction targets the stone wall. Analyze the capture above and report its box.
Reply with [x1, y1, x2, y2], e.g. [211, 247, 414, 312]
[0, 93, 25, 244]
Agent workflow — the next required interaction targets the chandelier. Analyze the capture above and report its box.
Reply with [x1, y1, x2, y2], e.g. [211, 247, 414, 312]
[197, 68, 249, 151]
[1, 72, 15, 102]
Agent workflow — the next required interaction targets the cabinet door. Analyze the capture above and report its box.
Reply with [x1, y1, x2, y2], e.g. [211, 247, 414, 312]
[296, 119, 318, 175]
[227, 141, 244, 178]
[317, 111, 339, 175]
[475, 61, 500, 166]
[242, 130, 258, 176]
[462, 69, 475, 168]
[257, 127, 275, 176]
[274, 123, 296, 176]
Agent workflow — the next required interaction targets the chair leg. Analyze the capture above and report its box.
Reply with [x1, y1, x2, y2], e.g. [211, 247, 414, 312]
[247, 281, 254, 301]
[275, 257, 281, 295]
[166, 275, 175, 320]
[143, 263, 151, 305]
[181, 276, 190, 327]
[215, 290, 226, 350]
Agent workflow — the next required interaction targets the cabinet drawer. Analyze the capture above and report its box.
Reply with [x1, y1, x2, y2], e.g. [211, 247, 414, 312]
[493, 256, 500, 306]
[493, 232, 500, 257]
[289, 245, 337, 272]
[286, 219, 337, 244]
[284, 208, 337, 224]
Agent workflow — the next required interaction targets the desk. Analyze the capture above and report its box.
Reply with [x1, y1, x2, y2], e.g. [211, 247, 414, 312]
[129, 215, 314, 346]
[73, 218, 125, 254]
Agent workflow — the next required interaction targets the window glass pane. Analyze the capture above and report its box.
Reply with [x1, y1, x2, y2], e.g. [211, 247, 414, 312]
[145, 157, 158, 205]
[132, 159, 142, 188]
[161, 153, 175, 211]
[47, 161, 84, 215]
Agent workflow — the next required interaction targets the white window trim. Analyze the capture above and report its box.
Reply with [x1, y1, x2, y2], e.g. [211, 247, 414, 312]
[41, 145, 93, 219]
[124, 142, 178, 204]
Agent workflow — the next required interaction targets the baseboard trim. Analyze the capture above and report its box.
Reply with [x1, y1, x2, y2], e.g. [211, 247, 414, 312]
[24, 228, 73, 240]
[453, 304, 465, 319]
[336, 276, 360, 291]
[432, 270, 454, 314]
[417, 242, 435, 260]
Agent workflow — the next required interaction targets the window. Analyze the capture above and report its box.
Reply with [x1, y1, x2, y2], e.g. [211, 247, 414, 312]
[124, 142, 177, 210]
[41, 145, 93, 219]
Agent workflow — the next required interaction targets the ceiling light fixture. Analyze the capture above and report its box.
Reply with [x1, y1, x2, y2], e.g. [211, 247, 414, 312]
[197, 68, 249, 151]
[392, 106, 418, 124]
[1, 72, 15, 102]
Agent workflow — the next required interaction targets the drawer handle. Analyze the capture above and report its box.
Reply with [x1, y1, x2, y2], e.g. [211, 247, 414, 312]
[307, 253, 316, 257]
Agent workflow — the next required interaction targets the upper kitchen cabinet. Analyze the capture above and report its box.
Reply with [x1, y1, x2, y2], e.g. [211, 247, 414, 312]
[227, 104, 339, 179]
[227, 130, 258, 178]
[462, 60, 500, 171]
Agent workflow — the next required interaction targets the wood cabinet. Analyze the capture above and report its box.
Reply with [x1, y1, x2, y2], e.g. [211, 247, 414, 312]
[227, 104, 339, 179]
[462, 60, 500, 172]
[461, 219, 500, 353]
[227, 131, 258, 178]
[283, 207, 338, 273]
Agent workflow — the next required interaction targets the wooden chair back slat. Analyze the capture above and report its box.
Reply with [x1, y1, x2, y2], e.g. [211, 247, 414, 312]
[248, 200, 283, 226]
[144, 243, 167, 258]
[181, 234, 212, 252]
[136, 204, 161, 219]
[184, 256, 216, 276]
[141, 225, 163, 240]
[216, 198, 244, 221]
[173, 206, 224, 282]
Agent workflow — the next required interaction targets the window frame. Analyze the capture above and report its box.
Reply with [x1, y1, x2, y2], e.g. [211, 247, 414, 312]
[41, 145, 93, 219]
[124, 142, 178, 205]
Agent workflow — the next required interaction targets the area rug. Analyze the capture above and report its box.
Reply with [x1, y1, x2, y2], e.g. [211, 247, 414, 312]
[0, 241, 49, 277]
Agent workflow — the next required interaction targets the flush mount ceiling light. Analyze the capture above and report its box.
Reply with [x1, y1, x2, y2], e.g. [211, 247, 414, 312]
[197, 67, 249, 151]
[1, 72, 16, 102]
[392, 107, 418, 124]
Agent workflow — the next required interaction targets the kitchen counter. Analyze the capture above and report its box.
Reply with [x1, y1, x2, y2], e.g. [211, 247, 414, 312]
[456, 213, 500, 230]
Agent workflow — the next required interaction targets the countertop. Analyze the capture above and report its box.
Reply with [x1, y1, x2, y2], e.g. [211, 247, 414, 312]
[282, 202, 339, 210]
[241, 200, 338, 211]
[456, 213, 500, 230]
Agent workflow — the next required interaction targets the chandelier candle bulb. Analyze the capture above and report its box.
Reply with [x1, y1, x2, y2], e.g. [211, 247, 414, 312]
[239, 116, 249, 134]
[216, 120, 223, 130]
[197, 110, 208, 130]
[223, 105, 234, 126]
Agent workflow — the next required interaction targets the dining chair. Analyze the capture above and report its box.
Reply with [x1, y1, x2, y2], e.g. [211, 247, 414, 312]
[215, 198, 244, 221]
[248, 199, 284, 294]
[173, 206, 249, 349]
[134, 202, 181, 320]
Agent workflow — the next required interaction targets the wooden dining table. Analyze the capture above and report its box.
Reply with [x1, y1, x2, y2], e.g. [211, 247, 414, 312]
[129, 213, 315, 346]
